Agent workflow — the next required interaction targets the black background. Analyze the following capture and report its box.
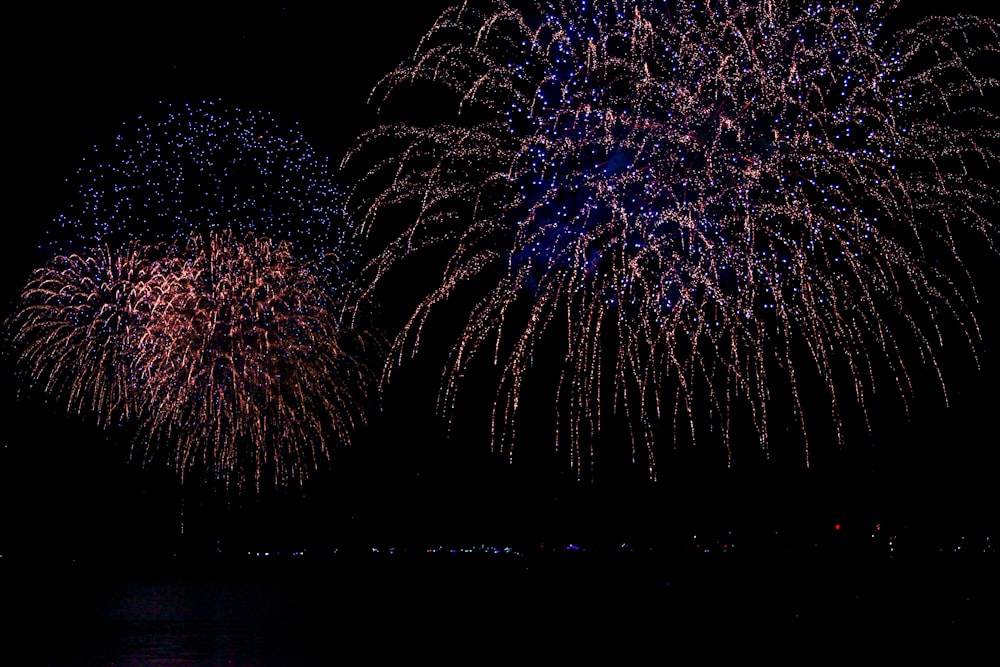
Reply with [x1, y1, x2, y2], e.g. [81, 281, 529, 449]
[2, 1, 998, 564]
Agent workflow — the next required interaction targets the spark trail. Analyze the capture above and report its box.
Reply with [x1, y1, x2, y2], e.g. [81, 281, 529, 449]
[344, 0, 999, 477]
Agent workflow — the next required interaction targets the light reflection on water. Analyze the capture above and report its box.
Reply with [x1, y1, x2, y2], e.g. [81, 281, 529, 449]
[77, 620, 303, 667]
[9, 554, 997, 664]
[47, 577, 317, 666]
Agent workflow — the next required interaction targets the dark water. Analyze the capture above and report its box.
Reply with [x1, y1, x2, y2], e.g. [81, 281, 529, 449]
[5, 551, 997, 665]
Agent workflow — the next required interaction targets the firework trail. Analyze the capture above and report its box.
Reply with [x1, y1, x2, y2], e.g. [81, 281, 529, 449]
[6, 242, 158, 428]
[132, 230, 379, 492]
[344, 0, 999, 477]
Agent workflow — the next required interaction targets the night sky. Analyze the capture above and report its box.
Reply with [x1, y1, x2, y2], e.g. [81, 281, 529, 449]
[3, 1, 998, 566]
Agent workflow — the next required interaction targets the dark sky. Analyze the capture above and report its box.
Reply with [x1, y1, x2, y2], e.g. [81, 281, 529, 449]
[3, 1, 998, 561]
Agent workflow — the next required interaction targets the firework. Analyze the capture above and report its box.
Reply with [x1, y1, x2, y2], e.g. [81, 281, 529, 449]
[131, 230, 379, 491]
[46, 99, 354, 284]
[6, 96, 385, 491]
[8, 231, 380, 491]
[343, 0, 1000, 477]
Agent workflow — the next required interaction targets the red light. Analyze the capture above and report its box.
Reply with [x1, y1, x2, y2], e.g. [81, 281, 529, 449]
[834, 523, 842, 531]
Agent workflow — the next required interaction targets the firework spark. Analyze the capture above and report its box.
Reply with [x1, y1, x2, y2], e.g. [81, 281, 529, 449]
[8, 232, 380, 491]
[344, 0, 999, 477]
[46, 99, 354, 284]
